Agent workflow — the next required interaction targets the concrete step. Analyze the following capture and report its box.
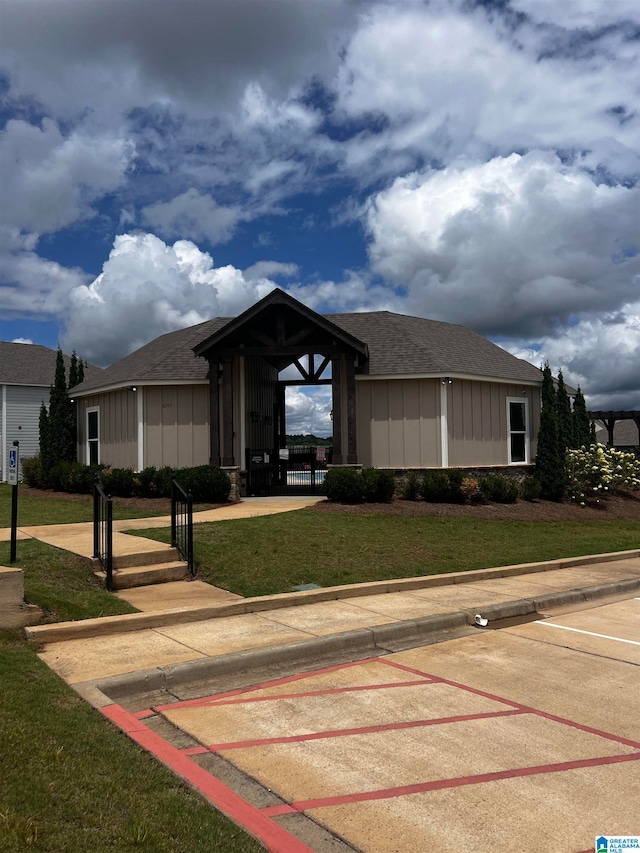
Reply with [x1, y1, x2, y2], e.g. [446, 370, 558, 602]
[98, 547, 181, 570]
[94, 561, 190, 590]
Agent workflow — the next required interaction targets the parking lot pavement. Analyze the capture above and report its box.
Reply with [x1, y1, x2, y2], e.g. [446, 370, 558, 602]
[98, 596, 639, 853]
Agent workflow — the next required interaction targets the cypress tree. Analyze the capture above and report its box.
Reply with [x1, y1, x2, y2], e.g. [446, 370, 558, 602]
[572, 386, 591, 448]
[68, 351, 79, 389]
[535, 363, 567, 500]
[43, 348, 76, 480]
[67, 351, 81, 460]
[38, 401, 51, 487]
[555, 370, 574, 451]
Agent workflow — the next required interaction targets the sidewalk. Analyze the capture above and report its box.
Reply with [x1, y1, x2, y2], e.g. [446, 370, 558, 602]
[27, 550, 640, 706]
[0, 496, 324, 555]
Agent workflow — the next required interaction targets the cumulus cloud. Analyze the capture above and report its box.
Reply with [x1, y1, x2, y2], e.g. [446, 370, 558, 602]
[503, 302, 640, 409]
[0, 118, 134, 235]
[335, 2, 640, 180]
[61, 232, 278, 364]
[141, 188, 241, 245]
[364, 151, 640, 337]
[285, 386, 332, 436]
[0, 0, 357, 119]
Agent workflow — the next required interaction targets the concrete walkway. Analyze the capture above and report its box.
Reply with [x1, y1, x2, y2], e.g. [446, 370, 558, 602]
[0, 496, 324, 556]
[27, 550, 640, 702]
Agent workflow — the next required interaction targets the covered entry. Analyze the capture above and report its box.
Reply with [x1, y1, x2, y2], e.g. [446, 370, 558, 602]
[193, 289, 368, 495]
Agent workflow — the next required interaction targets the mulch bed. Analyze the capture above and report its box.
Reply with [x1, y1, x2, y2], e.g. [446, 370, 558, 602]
[20, 487, 640, 522]
[311, 491, 640, 522]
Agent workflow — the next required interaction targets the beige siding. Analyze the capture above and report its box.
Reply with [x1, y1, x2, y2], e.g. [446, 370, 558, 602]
[448, 380, 537, 467]
[357, 379, 440, 468]
[78, 390, 137, 469]
[144, 385, 209, 469]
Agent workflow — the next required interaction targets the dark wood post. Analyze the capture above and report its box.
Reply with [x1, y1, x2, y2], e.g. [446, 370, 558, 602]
[345, 356, 357, 464]
[208, 360, 221, 467]
[331, 355, 343, 464]
[221, 358, 235, 466]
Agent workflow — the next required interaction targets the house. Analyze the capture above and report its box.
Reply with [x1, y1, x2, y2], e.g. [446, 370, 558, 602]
[70, 289, 544, 494]
[0, 342, 101, 482]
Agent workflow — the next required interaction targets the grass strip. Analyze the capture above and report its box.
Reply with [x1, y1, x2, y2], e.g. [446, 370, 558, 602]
[0, 631, 264, 853]
[130, 511, 640, 597]
[0, 484, 167, 527]
[0, 540, 136, 622]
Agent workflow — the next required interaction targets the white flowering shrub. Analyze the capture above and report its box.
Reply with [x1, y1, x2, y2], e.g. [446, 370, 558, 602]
[566, 444, 640, 504]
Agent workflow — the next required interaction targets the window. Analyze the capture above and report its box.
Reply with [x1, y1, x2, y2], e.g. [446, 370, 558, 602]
[86, 407, 100, 465]
[507, 398, 528, 464]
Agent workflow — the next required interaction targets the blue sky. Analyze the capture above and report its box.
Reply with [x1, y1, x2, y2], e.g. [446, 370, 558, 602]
[1, 0, 639, 433]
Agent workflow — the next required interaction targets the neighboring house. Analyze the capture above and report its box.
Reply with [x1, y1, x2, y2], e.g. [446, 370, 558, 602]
[71, 289, 544, 494]
[0, 342, 102, 482]
[595, 419, 640, 450]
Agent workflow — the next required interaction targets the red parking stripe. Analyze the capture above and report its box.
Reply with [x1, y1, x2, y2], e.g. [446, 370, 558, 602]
[154, 659, 384, 711]
[133, 709, 155, 719]
[284, 752, 640, 813]
[378, 659, 640, 749]
[192, 679, 434, 709]
[206, 709, 526, 752]
[102, 703, 314, 853]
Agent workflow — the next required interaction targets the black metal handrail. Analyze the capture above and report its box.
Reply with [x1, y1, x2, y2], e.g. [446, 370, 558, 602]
[93, 481, 113, 591]
[171, 479, 194, 577]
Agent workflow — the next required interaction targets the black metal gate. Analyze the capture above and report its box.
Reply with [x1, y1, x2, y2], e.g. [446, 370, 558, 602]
[246, 446, 329, 496]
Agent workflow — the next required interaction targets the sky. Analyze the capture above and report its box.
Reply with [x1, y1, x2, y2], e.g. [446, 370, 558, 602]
[1, 0, 639, 436]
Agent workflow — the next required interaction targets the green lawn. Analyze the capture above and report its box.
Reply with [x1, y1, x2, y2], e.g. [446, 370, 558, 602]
[0, 483, 167, 527]
[132, 510, 640, 597]
[0, 631, 264, 853]
[0, 540, 135, 623]
[2, 492, 638, 852]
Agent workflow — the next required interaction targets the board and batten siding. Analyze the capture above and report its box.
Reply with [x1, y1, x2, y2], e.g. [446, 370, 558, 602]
[1, 385, 49, 481]
[447, 380, 539, 467]
[78, 389, 137, 469]
[356, 378, 441, 468]
[144, 385, 209, 469]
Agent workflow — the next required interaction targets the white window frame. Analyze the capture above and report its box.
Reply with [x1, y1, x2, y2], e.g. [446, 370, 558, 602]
[86, 406, 100, 466]
[506, 397, 529, 464]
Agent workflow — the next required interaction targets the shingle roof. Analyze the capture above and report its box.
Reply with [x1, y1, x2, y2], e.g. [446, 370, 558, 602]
[329, 312, 543, 382]
[72, 319, 230, 393]
[0, 342, 102, 387]
[72, 309, 542, 395]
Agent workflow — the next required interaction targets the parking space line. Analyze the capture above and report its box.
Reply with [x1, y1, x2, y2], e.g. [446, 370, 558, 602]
[263, 752, 640, 815]
[204, 708, 526, 752]
[186, 679, 435, 709]
[539, 621, 640, 646]
[101, 703, 315, 853]
[378, 658, 640, 748]
[153, 658, 428, 712]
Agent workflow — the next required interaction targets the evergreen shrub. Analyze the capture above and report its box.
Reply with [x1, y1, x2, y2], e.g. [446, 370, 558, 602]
[361, 468, 395, 503]
[101, 467, 136, 497]
[401, 471, 421, 501]
[322, 467, 364, 503]
[22, 455, 44, 488]
[479, 475, 519, 503]
[419, 471, 451, 502]
[177, 465, 231, 502]
[520, 477, 542, 502]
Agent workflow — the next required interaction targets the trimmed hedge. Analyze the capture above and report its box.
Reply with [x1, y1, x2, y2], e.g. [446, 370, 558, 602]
[322, 467, 396, 504]
[479, 474, 519, 504]
[19, 456, 230, 503]
[420, 469, 465, 503]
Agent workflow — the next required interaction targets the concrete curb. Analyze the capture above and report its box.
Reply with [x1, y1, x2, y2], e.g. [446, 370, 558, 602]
[87, 576, 640, 703]
[25, 549, 640, 644]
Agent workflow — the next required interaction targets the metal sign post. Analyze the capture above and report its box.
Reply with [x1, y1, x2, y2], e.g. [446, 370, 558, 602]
[9, 441, 19, 563]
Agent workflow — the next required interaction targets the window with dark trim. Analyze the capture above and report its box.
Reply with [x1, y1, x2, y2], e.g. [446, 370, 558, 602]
[87, 407, 100, 465]
[507, 398, 528, 464]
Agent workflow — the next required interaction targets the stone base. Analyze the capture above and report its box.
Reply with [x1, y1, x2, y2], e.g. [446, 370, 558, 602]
[0, 566, 42, 628]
